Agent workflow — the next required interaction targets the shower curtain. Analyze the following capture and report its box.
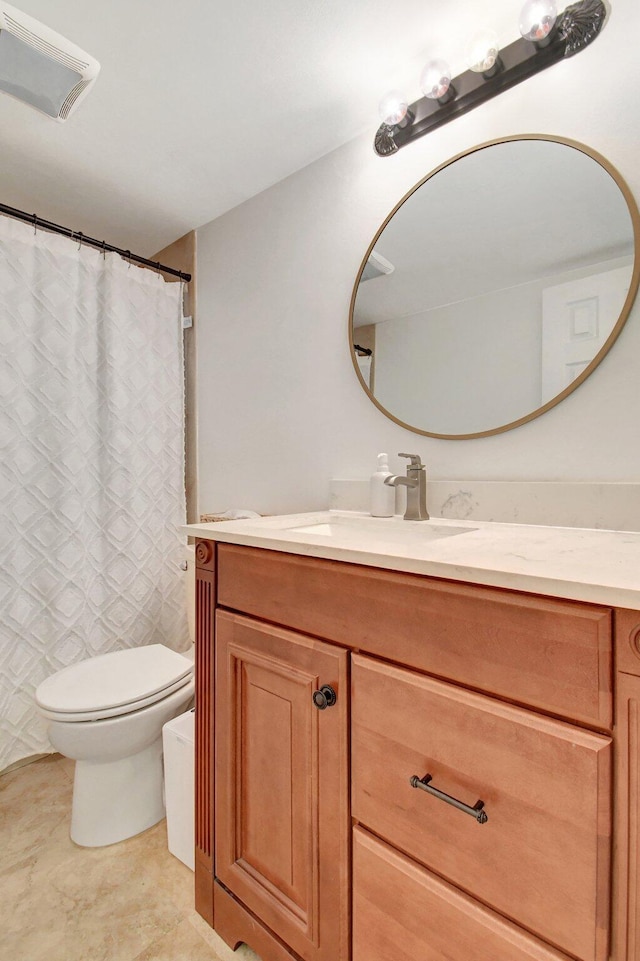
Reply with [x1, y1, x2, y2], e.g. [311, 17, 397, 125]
[0, 216, 189, 772]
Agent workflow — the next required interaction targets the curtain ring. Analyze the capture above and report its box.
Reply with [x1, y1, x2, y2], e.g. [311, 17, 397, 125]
[125, 250, 132, 269]
[32, 213, 38, 235]
[77, 231, 83, 250]
[101, 240, 107, 260]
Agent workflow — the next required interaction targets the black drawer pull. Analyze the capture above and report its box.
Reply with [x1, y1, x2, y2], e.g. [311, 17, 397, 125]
[410, 774, 488, 824]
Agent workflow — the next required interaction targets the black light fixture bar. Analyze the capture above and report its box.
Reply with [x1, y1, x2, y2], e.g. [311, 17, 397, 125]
[375, 0, 606, 157]
[0, 202, 192, 282]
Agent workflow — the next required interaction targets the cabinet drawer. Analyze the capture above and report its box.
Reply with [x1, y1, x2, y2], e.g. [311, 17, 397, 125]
[353, 826, 574, 961]
[217, 544, 612, 727]
[351, 655, 611, 961]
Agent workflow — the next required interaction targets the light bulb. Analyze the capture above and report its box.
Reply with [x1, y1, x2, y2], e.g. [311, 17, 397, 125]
[466, 29, 500, 74]
[519, 0, 557, 43]
[420, 59, 452, 101]
[378, 90, 409, 126]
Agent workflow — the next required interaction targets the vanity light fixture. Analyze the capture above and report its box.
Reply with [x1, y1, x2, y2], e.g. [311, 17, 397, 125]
[374, 0, 606, 156]
[519, 0, 558, 45]
[466, 28, 502, 77]
[378, 89, 413, 127]
[420, 59, 454, 103]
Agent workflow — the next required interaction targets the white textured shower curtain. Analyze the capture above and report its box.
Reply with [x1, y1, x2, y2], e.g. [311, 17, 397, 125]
[0, 216, 189, 771]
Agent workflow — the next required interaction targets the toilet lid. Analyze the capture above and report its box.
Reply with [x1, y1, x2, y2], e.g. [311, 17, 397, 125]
[35, 644, 193, 715]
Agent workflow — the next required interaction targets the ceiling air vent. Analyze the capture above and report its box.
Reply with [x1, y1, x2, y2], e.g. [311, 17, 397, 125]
[0, 3, 100, 121]
[361, 249, 395, 282]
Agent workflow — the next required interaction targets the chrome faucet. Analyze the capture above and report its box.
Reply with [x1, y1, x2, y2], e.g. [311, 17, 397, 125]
[384, 453, 430, 521]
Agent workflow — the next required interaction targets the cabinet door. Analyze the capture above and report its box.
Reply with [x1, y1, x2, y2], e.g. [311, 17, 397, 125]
[215, 610, 349, 961]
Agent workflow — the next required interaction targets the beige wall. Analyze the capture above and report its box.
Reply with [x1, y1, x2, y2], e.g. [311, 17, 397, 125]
[152, 232, 198, 522]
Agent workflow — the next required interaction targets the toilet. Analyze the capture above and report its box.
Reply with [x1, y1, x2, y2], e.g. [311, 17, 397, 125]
[35, 553, 195, 848]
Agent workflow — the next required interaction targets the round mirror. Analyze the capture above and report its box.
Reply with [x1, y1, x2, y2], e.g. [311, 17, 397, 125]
[350, 136, 640, 439]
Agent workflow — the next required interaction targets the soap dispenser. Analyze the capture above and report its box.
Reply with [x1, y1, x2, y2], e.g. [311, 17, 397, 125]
[370, 453, 395, 517]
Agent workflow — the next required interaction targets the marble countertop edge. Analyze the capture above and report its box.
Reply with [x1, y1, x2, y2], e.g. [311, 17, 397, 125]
[183, 511, 640, 609]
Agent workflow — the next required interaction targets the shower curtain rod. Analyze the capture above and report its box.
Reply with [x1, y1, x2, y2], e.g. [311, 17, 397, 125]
[0, 202, 192, 282]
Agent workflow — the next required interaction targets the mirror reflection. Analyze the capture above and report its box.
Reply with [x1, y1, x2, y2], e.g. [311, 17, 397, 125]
[351, 137, 638, 438]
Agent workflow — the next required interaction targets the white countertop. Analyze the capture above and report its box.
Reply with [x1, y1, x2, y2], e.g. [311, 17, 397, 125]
[184, 511, 640, 609]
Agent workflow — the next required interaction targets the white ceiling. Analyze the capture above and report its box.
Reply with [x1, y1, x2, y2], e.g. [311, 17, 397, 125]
[0, 0, 530, 255]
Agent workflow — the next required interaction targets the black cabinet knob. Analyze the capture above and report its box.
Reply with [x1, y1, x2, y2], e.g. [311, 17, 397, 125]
[312, 685, 337, 710]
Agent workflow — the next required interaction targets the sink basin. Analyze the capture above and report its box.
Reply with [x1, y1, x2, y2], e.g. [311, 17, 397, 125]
[285, 515, 475, 544]
[289, 523, 347, 535]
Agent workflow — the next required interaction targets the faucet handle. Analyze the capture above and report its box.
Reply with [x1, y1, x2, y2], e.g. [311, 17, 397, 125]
[399, 453, 424, 469]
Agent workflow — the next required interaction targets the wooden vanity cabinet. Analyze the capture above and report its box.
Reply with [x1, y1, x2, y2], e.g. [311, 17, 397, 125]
[194, 539, 639, 961]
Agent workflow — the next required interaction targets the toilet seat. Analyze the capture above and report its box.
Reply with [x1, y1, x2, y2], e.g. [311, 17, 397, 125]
[35, 644, 194, 723]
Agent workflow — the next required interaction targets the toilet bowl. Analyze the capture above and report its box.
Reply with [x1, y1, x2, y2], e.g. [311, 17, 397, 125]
[35, 643, 194, 847]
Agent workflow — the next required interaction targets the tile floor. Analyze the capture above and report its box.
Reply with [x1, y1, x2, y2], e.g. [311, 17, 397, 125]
[0, 754, 261, 961]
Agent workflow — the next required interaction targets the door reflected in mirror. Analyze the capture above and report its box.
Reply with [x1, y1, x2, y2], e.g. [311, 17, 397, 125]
[350, 136, 639, 438]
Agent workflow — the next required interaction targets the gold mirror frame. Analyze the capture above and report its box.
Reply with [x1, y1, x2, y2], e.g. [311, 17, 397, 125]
[349, 135, 640, 440]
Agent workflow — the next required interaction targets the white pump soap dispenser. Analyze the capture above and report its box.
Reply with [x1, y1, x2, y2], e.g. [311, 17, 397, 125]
[370, 452, 395, 517]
